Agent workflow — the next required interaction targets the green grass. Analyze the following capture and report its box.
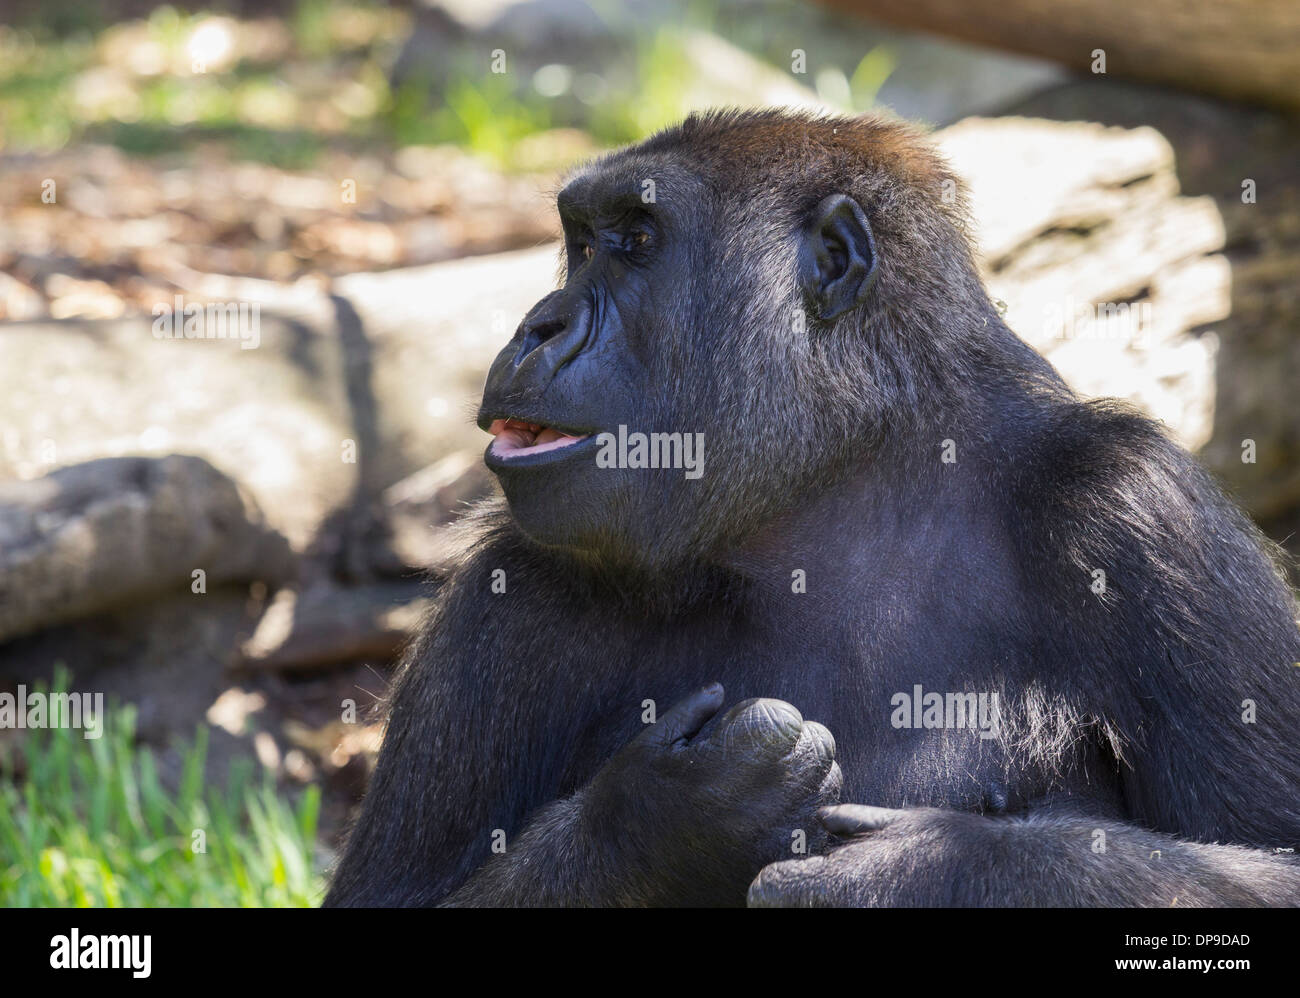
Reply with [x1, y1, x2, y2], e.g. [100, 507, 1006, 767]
[0, 676, 324, 907]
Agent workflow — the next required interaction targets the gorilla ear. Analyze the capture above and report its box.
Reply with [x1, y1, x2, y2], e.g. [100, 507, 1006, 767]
[799, 194, 879, 321]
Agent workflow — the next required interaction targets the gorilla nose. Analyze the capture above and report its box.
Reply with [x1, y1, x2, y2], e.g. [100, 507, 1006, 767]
[519, 315, 567, 349]
[505, 297, 592, 375]
[479, 296, 595, 415]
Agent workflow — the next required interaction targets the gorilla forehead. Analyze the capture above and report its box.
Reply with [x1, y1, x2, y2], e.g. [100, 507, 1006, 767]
[560, 109, 964, 246]
[558, 156, 709, 222]
[643, 110, 962, 225]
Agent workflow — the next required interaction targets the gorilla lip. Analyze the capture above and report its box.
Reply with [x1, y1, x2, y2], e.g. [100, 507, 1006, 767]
[487, 417, 592, 461]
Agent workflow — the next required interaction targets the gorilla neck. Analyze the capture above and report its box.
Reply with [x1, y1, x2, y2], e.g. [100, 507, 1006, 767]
[725, 464, 955, 586]
[721, 374, 1046, 608]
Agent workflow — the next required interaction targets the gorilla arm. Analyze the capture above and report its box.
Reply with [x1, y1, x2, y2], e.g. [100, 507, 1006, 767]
[748, 805, 1300, 907]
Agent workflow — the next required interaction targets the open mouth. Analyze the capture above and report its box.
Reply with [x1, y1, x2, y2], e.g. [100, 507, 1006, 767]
[487, 417, 592, 460]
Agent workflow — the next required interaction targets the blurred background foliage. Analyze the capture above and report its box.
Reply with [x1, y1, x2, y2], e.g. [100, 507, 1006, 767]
[0, 0, 895, 168]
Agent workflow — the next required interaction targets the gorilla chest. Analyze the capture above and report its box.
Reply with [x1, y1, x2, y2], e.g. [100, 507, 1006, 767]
[552, 601, 1043, 812]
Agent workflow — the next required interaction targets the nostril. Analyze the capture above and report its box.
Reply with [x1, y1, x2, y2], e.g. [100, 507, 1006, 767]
[522, 318, 566, 344]
[513, 317, 568, 366]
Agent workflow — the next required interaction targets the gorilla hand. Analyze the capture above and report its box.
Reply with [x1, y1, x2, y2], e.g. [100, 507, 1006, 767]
[747, 804, 930, 907]
[584, 683, 842, 906]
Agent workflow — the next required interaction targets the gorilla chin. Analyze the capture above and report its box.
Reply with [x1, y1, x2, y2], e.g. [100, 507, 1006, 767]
[479, 414, 641, 559]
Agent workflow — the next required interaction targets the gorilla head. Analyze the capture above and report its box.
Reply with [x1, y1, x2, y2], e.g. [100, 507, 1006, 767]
[478, 110, 993, 572]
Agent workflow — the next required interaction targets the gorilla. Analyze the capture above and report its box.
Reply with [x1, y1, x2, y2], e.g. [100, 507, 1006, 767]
[325, 109, 1300, 907]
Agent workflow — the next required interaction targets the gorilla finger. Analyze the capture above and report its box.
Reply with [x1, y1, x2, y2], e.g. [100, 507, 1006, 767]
[818, 804, 903, 837]
[715, 698, 804, 753]
[746, 856, 826, 908]
[794, 720, 836, 766]
[645, 682, 725, 747]
[816, 760, 844, 807]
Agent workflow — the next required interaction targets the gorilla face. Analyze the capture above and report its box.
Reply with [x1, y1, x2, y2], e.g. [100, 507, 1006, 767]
[477, 161, 683, 564]
[477, 150, 879, 570]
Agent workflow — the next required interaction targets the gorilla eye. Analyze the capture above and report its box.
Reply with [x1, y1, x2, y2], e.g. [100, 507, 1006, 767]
[623, 229, 651, 252]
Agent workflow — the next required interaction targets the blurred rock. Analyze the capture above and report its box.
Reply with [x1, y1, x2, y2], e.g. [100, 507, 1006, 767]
[238, 580, 430, 672]
[1005, 80, 1300, 529]
[942, 117, 1227, 451]
[332, 244, 558, 485]
[0, 584, 267, 744]
[0, 272, 43, 321]
[0, 247, 533, 590]
[675, 31, 824, 113]
[0, 455, 293, 642]
[393, 0, 624, 96]
[0, 304, 356, 551]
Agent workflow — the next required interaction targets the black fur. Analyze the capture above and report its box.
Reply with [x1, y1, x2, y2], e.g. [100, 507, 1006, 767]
[325, 110, 1300, 907]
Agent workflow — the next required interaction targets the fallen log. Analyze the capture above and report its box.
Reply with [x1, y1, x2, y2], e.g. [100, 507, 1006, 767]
[823, 0, 1300, 111]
